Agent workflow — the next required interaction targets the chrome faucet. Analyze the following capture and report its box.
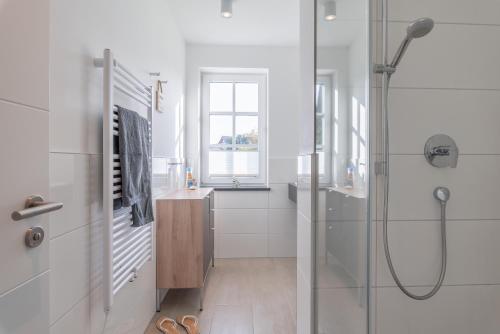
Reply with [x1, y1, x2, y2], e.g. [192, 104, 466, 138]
[232, 177, 240, 188]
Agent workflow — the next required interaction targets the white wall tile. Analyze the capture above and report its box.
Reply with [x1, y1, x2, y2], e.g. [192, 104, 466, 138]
[89, 260, 156, 334]
[388, 89, 500, 154]
[216, 209, 268, 234]
[388, 23, 500, 90]
[50, 153, 93, 238]
[376, 285, 500, 334]
[387, 0, 500, 25]
[50, 226, 90, 324]
[0, 272, 50, 334]
[268, 209, 297, 235]
[269, 158, 298, 183]
[50, 0, 185, 155]
[297, 212, 312, 287]
[0, 0, 49, 109]
[0, 101, 49, 295]
[371, 1, 500, 332]
[50, 296, 90, 334]
[377, 220, 500, 287]
[88, 155, 103, 223]
[269, 183, 296, 209]
[297, 181, 312, 221]
[214, 191, 269, 209]
[218, 235, 268, 258]
[384, 155, 500, 221]
[268, 234, 296, 258]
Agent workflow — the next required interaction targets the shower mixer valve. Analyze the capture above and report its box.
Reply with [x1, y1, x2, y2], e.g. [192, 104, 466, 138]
[424, 134, 458, 168]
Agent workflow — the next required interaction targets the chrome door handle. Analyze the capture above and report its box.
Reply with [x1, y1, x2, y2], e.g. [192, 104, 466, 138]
[11, 195, 63, 221]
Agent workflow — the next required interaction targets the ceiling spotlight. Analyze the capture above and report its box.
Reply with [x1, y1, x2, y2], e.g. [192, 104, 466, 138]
[324, 1, 337, 21]
[221, 0, 232, 18]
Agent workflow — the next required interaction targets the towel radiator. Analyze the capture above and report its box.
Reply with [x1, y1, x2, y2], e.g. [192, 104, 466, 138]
[94, 49, 153, 312]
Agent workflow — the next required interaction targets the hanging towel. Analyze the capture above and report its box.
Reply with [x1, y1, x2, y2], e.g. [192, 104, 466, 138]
[117, 106, 153, 227]
[155, 80, 166, 113]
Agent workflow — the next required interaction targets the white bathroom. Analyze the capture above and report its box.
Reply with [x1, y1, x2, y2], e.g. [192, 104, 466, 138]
[1, 0, 500, 333]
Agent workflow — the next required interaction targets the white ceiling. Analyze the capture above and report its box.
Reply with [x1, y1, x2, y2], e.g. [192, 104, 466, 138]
[166, 0, 366, 47]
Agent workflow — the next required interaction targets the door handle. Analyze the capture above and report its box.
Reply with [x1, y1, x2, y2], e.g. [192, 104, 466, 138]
[11, 195, 63, 221]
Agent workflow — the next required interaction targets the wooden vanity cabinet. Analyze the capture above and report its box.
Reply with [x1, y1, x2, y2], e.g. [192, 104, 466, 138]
[156, 188, 214, 291]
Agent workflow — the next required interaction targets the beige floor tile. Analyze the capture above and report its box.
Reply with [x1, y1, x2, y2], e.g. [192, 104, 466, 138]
[146, 258, 297, 334]
[210, 305, 254, 334]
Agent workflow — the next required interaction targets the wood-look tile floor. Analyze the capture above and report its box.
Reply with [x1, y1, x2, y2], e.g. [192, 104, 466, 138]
[145, 258, 297, 334]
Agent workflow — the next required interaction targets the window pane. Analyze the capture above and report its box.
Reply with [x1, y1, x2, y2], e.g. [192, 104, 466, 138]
[234, 151, 259, 175]
[316, 115, 324, 147]
[352, 96, 359, 131]
[208, 151, 259, 176]
[210, 115, 233, 145]
[235, 83, 258, 112]
[209, 151, 233, 175]
[210, 83, 233, 111]
[352, 132, 358, 159]
[315, 84, 325, 113]
[235, 116, 258, 145]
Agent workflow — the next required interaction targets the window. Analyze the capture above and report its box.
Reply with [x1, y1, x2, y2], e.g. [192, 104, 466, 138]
[350, 96, 367, 182]
[201, 72, 267, 185]
[316, 74, 333, 185]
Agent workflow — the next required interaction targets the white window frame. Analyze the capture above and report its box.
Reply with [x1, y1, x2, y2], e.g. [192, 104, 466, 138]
[316, 74, 333, 185]
[201, 72, 268, 185]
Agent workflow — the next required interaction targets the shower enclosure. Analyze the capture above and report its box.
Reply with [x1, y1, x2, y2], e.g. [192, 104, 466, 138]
[298, 0, 500, 333]
[297, 0, 370, 332]
[313, 0, 371, 333]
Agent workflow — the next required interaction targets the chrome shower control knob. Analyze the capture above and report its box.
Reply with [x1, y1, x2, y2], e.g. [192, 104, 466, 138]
[424, 134, 458, 168]
[433, 187, 450, 203]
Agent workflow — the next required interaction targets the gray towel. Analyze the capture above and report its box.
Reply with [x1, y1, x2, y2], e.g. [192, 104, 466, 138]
[117, 106, 153, 227]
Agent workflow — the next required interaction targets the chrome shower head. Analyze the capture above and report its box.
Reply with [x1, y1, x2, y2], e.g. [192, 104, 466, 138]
[407, 17, 434, 39]
[389, 17, 434, 69]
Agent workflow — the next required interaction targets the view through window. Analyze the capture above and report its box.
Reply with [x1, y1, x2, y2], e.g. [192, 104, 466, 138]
[201, 72, 267, 185]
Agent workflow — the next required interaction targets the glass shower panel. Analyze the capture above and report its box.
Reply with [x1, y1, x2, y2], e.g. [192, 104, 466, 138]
[314, 0, 370, 333]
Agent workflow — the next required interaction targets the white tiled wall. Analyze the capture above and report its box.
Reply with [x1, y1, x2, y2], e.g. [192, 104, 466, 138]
[372, 1, 500, 332]
[47, 0, 186, 333]
[0, 0, 50, 332]
[214, 182, 297, 258]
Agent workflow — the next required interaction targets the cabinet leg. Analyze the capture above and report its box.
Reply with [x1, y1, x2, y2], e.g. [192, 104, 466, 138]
[156, 289, 161, 312]
[199, 287, 204, 311]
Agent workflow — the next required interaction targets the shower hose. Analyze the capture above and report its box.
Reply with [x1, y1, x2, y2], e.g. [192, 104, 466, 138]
[382, 73, 447, 300]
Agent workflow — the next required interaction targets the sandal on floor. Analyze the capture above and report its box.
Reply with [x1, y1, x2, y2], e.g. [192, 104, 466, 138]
[176, 315, 200, 334]
[156, 317, 181, 334]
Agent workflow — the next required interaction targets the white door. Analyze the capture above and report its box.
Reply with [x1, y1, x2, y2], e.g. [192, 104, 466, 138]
[0, 0, 51, 333]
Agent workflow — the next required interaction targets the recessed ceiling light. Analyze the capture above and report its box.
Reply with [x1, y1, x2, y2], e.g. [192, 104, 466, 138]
[221, 0, 232, 18]
[324, 1, 337, 21]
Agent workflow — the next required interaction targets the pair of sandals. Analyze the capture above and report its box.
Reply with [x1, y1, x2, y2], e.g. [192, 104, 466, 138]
[156, 315, 199, 334]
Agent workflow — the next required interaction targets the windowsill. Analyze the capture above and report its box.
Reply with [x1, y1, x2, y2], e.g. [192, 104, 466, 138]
[202, 185, 271, 191]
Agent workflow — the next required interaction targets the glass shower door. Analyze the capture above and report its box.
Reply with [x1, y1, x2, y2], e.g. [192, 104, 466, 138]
[313, 0, 371, 332]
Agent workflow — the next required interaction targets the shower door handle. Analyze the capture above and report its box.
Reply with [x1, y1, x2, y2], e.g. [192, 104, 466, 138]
[11, 195, 63, 221]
